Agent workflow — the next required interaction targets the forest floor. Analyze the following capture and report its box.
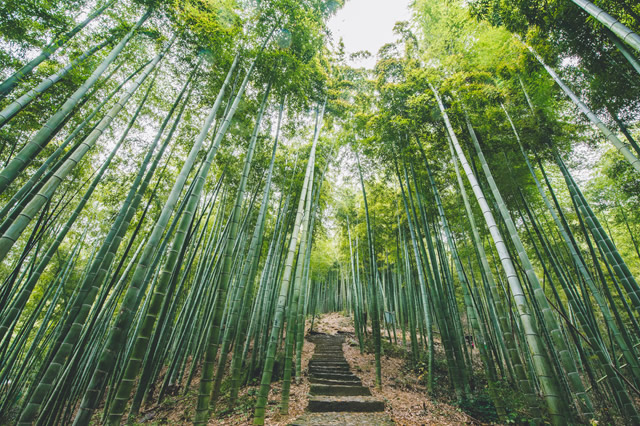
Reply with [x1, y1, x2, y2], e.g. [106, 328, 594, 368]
[311, 313, 477, 425]
[126, 312, 484, 425]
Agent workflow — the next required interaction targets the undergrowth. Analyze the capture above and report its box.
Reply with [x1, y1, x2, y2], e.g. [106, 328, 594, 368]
[361, 335, 536, 424]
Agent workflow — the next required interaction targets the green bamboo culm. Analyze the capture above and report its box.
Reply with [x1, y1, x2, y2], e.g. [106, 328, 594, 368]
[253, 100, 325, 426]
[280, 156, 314, 414]
[0, 0, 117, 99]
[70, 38, 231, 426]
[355, 148, 382, 389]
[206, 81, 272, 413]
[192, 45, 268, 425]
[0, 37, 114, 129]
[524, 43, 640, 174]
[431, 81, 567, 424]
[0, 8, 151, 196]
[1, 2, 640, 425]
[228, 96, 285, 406]
[466, 109, 591, 421]
[13, 55, 197, 426]
[104, 57, 211, 426]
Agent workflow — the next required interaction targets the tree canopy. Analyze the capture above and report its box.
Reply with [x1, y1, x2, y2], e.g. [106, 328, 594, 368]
[0, 0, 639, 424]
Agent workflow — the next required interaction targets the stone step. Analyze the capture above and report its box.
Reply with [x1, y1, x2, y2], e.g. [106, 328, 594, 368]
[311, 357, 346, 363]
[310, 370, 352, 377]
[310, 365, 351, 371]
[307, 396, 385, 413]
[293, 333, 391, 425]
[311, 362, 349, 368]
[310, 384, 371, 397]
[311, 372, 359, 381]
[310, 358, 348, 364]
[309, 377, 362, 386]
[310, 362, 350, 367]
[310, 369, 356, 379]
[309, 359, 349, 365]
[309, 366, 352, 374]
[289, 412, 395, 425]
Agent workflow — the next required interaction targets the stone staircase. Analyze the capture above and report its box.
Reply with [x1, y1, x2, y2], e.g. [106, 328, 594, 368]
[290, 333, 394, 425]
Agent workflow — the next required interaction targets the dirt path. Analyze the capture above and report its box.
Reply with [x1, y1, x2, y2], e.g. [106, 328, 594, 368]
[309, 313, 477, 425]
[137, 313, 476, 425]
[290, 333, 394, 425]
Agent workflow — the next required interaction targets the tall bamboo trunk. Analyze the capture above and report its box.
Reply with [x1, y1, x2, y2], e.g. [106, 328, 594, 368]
[253, 100, 325, 426]
[0, 0, 117, 98]
[430, 82, 567, 424]
[0, 10, 151, 194]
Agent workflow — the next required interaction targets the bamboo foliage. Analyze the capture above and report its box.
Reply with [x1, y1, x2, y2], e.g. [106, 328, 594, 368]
[429, 82, 569, 424]
[1, 2, 639, 425]
[570, 0, 640, 53]
[0, 1, 336, 424]
[525, 44, 640, 174]
[0, 9, 152, 194]
[0, 0, 117, 99]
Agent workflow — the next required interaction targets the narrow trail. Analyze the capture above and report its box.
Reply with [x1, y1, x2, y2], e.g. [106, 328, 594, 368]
[291, 333, 394, 425]
[118, 313, 477, 424]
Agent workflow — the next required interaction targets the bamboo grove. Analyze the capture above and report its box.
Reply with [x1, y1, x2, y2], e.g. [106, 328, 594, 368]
[308, 0, 640, 424]
[1, 0, 640, 425]
[0, 0, 345, 424]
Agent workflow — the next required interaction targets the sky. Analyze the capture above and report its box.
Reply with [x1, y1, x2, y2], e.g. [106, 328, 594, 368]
[327, 0, 413, 69]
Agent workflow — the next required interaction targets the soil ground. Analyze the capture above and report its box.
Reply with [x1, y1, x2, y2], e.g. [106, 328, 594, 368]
[127, 312, 481, 425]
